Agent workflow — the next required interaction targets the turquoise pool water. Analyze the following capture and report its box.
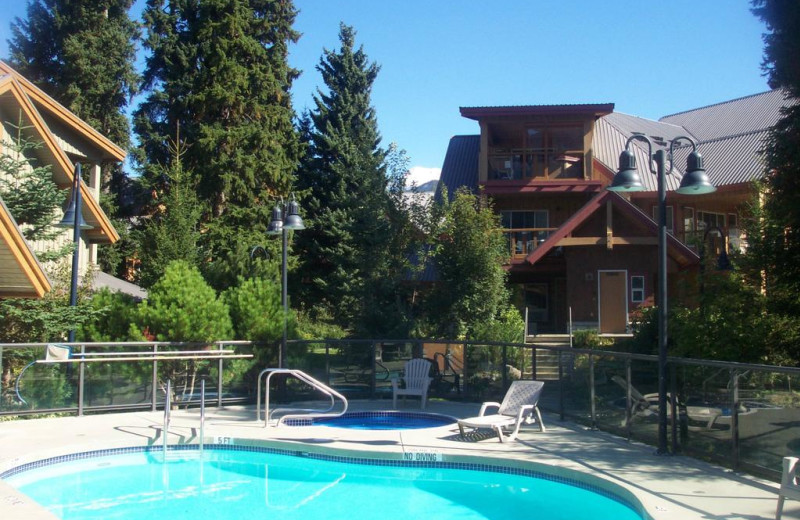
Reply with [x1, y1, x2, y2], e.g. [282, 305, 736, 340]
[285, 411, 456, 429]
[5, 448, 643, 520]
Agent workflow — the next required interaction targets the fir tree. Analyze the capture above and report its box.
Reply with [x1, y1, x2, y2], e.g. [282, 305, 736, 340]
[135, 133, 206, 288]
[9, 0, 139, 182]
[295, 24, 398, 333]
[0, 117, 69, 262]
[134, 0, 302, 261]
[747, 1, 800, 316]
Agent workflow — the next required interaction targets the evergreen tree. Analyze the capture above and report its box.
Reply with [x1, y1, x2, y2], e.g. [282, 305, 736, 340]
[9, 0, 139, 183]
[135, 134, 205, 288]
[295, 23, 396, 333]
[0, 117, 69, 262]
[423, 187, 510, 339]
[134, 0, 302, 265]
[747, 1, 800, 316]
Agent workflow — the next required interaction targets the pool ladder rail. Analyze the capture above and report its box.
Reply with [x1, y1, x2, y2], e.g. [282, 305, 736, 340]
[257, 368, 348, 427]
[162, 379, 206, 460]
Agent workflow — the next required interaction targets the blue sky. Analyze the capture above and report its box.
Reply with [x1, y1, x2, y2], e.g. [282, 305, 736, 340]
[1, 1, 770, 185]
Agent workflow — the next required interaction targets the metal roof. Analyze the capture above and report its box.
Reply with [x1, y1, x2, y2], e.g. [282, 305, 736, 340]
[660, 89, 790, 142]
[595, 91, 793, 190]
[434, 135, 480, 202]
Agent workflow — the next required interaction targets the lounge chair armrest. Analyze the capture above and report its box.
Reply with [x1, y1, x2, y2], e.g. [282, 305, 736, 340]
[516, 404, 534, 422]
[479, 402, 501, 416]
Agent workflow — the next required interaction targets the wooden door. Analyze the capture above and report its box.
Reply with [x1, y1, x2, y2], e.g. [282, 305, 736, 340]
[598, 271, 628, 334]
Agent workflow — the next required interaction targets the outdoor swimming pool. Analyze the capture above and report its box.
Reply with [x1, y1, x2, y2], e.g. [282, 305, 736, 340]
[4, 447, 645, 520]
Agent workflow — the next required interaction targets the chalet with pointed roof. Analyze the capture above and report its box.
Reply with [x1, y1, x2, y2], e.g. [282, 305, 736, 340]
[0, 61, 123, 298]
[437, 90, 790, 334]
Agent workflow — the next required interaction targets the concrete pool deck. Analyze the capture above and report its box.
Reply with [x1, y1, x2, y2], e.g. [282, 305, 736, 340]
[0, 399, 796, 520]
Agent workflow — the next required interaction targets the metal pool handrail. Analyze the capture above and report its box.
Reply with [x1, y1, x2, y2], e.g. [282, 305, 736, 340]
[256, 368, 348, 427]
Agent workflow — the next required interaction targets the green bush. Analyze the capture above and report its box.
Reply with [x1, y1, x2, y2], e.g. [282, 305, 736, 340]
[78, 288, 140, 341]
[572, 329, 614, 349]
[134, 260, 232, 342]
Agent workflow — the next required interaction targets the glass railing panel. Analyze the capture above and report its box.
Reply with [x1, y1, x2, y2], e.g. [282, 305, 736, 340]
[671, 363, 734, 460]
[592, 355, 629, 434]
[327, 340, 374, 399]
[560, 351, 591, 426]
[464, 343, 504, 402]
[735, 369, 800, 474]
[82, 344, 152, 408]
[3, 344, 76, 412]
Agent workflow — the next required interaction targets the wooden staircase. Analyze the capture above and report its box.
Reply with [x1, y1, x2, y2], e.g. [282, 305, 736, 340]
[526, 335, 571, 381]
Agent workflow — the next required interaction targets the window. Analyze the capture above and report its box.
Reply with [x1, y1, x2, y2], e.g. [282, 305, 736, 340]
[652, 205, 674, 233]
[697, 211, 726, 233]
[631, 276, 645, 303]
[501, 210, 549, 256]
[728, 213, 740, 250]
[683, 207, 695, 234]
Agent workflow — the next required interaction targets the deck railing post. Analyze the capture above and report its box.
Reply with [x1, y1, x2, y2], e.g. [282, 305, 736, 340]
[502, 344, 508, 390]
[670, 363, 678, 453]
[370, 341, 377, 398]
[558, 349, 565, 421]
[732, 369, 740, 470]
[77, 343, 86, 416]
[217, 341, 224, 408]
[151, 343, 158, 412]
[589, 353, 596, 429]
[625, 359, 632, 441]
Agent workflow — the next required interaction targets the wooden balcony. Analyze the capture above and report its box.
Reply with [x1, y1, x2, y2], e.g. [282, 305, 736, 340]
[504, 227, 558, 260]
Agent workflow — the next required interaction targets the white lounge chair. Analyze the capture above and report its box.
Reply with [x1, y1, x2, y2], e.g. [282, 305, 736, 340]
[777, 456, 800, 520]
[458, 380, 546, 443]
[391, 358, 433, 409]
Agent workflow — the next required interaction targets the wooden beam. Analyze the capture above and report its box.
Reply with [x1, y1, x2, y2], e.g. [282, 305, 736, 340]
[557, 236, 659, 247]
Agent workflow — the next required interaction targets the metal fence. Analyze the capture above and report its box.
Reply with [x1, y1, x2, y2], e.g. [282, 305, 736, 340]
[1, 338, 798, 480]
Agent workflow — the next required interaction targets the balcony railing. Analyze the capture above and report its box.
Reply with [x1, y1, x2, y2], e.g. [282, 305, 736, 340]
[488, 149, 584, 181]
[504, 228, 557, 259]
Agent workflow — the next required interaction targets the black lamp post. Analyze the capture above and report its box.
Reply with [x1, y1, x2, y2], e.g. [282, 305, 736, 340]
[57, 163, 92, 343]
[267, 196, 305, 368]
[607, 134, 715, 454]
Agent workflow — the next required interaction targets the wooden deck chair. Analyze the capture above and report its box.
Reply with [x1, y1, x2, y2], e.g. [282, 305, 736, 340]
[391, 358, 432, 409]
[777, 457, 800, 520]
[458, 380, 545, 443]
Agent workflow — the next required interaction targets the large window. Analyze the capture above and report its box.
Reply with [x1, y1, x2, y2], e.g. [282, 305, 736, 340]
[652, 205, 674, 233]
[697, 211, 726, 233]
[501, 210, 549, 257]
[488, 125, 584, 180]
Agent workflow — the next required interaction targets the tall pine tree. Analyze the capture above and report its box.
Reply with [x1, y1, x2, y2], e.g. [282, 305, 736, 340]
[747, 1, 800, 316]
[9, 0, 139, 181]
[295, 24, 400, 334]
[134, 0, 302, 270]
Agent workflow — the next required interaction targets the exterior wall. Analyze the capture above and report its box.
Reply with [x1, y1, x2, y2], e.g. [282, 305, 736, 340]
[565, 245, 660, 326]
[0, 110, 95, 280]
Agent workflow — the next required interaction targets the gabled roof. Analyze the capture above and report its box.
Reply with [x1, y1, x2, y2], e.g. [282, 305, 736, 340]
[0, 70, 120, 243]
[0, 61, 125, 162]
[0, 197, 51, 298]
[525, 190, 699, 268]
